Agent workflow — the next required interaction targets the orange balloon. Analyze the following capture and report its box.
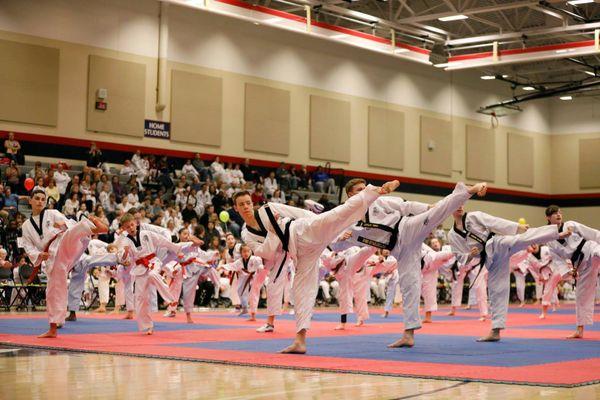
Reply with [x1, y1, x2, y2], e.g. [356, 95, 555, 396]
[24, 177, 34, 191]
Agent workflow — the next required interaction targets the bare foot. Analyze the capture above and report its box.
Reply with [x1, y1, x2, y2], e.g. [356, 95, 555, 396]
[447, 310, 455, 316]
[123, 311, 134, 320]
[538, 313, 546, 319]
[65, 312, 77, 322]
[477, 329, 500, 342]
[463, 305, 471, 310]
[387, 336, 414, 348]
[334, 324, 345, 330]
[379, 180, 400, 195]
[355, 319, 364, 327]
[382, 311, 389, 318]
[186, 317, 194, 324]
[247, 317, 256, 322]
[88, 216, 109, 234]
[478, 315, 488, 322]
[567, 327, 584, 339]
[145, 328, 154, 335]
[38, 330, 57, 338]
[96, 307, 106, 313]
[518, 302, 525, 308]
[423, 318, 432, 323]
[467, 182, 487, 197]
[279, 342, 306, 354]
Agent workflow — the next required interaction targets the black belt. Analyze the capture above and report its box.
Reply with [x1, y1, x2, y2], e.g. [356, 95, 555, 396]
[570, 239, 587, 279]
[356, 214, 401, 251]
[420, 256, 426, 271]
[264, 206, 293, 283]
[468, 232, 495, 290]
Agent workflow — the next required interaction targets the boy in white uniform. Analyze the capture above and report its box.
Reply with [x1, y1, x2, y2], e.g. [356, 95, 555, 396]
[420, 240, 455, 323]
[20, 189, 108, 338]
[544, 205, 600, 338]
[448, 207, 570, 342]
[234, 179, 401, 353]
[116, 213, 199, 335]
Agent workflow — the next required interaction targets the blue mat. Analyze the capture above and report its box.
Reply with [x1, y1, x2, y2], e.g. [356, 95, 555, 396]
[205, 312, 478, 323]
[519, 323, 600, 332]
[0, 318, 242, 335]
[173, 334, 600, 367]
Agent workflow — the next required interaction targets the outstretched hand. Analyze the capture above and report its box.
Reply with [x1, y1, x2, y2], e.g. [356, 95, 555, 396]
[378, 180, 400, 195]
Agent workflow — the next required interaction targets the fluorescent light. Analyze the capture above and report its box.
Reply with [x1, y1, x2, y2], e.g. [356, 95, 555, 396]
[394, 48, 409, 53]
[523, 86, 535, 91]
[567, 0, 594, 5]
[583, 70, 596, 76]
[439, 14, 469, 22]
[480, 75, 496, 80]
[559, 95, 573, 100]
[502, 74, 509, 78]
[434, 63, 448, 68]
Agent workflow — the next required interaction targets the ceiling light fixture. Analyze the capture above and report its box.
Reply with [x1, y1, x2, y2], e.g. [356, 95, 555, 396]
[583, 70, 596, 76]
[438, 14, 469, 22]
[559, 95, 573, 100]
[523, 86, 536, 91]
[480, 75, 496, 80]
[394, 48, 409, 53]
[567, 0, 594, 5]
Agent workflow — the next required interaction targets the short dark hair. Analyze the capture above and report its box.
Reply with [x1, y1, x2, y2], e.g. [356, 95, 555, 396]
[30, 189, 46, 198]
[344, 178, 366, 195]
[232, 190, 252, 205]
[545, 205, 560, 217]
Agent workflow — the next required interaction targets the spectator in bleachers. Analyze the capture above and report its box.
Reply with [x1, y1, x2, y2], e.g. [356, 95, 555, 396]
[211, 156, 225, 182]
[4, 160, 20, 193]
[182, 202, 198, 223]
[4, 132, 22, 165]
[251, 185, 266, 205]
[240, 158, 259, 183]
[275, 162, 291, 192]
[120, 160, 136, 177]
[181, 159, 199, 179]
[231, 164, 245, 186]
[312, 165, 336, 194]
[3, 187, 21, 216]
[271, 188, 285, 204]
[211, 189, 229, 214]
[63, 192, 79, 218]
[264, 171, 278, 197]
[45, 178, 60, 205]
[297, 165, 310, 189]
[53, 163, 71, 198]
[33, 177, 45, 192]
[29, 161, 45, 180]
[87, 142, 103, 170]
[96, 174, 112, 195]
[192, 153, 212, 182]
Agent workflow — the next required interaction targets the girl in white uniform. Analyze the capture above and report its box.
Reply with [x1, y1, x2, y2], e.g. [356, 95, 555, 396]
[420, 240, 455, 323]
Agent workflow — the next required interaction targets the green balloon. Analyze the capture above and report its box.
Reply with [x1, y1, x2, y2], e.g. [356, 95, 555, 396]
[219, 210, 230, 223]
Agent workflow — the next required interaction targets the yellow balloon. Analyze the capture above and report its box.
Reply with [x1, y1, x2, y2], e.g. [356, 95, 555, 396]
[518, 218, 527, 225]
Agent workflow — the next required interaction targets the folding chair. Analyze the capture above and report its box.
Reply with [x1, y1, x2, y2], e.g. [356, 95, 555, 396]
[82, 268, 100, 310]
[0, 268, 16, 311]
[16, 263, 46, 310]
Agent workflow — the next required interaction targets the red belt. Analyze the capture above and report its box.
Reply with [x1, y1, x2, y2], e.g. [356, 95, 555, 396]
[136, 253, 156, 269]
[180, 258, 198, 267]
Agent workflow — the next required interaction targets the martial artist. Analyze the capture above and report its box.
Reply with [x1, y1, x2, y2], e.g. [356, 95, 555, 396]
[20, 189, 108, 338]
[338, 181, 489, 347]
[420, 240, 455, 323]
[449, 207, 570, 342]
[233, 179, 401, 353]
[116, 213, 199, 334]
[544, 205, 600, 338]
[353, 248, 392, 326]
[218, 244, 264, 321]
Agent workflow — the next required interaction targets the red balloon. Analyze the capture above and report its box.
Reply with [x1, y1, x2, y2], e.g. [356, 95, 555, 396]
[24, 177, 35, 191]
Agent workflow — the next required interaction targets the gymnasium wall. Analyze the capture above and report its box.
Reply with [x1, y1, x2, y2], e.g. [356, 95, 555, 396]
[0, 0, 598, 226]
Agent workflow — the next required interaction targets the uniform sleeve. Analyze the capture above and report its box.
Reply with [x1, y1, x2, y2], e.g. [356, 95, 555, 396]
[425, 251, 455, 271]
[221, 259, 242, 272]
[377, 196, 429, 216]
[141, 223, 172, 240]
[267, 202, 315, 220]
[565, 221, 600, 243]
[471, 211, 519, 235]
[87, 253, 118, 269]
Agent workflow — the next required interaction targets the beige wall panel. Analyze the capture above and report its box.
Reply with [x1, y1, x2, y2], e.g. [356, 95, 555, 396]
[579, 138, 600, 189]
[87, 55, 145, 137]
[170, 70, 222, 146]
[0, 39, 59, 126]
[310, 95, 350, 163]
[368, 106, 404, 170]
[466, 125, 495, 182]
[507, 132, 534, 187]
[244, 83, 289, 155]
[420, 115, 452, 176]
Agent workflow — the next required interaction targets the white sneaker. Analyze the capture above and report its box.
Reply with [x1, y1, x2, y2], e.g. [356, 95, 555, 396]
[256, 324, 274, 333]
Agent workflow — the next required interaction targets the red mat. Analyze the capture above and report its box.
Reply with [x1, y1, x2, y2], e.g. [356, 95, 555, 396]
[1, 305, 598, 387]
